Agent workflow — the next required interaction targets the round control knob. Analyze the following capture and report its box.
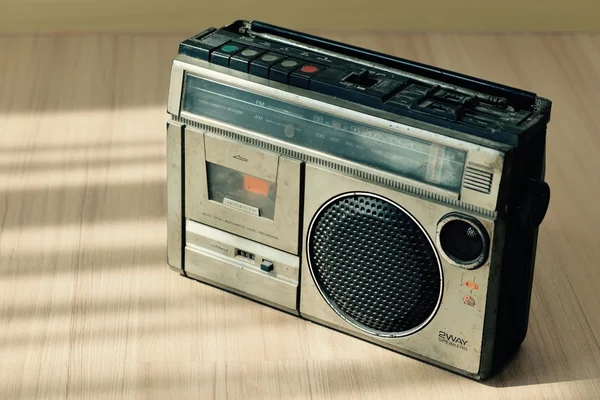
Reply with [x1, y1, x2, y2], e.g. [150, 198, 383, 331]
[437, 214, 490, 270]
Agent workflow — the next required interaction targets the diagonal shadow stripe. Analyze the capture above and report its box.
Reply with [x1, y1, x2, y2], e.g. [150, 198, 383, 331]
[2, 358, 456, 399]
[0, 154, 165, 173]
[0, 304, 293, 348]
[0, 139, 164, 153]
[0, 293, 212, 319]
[0, 181, 166, 229]
[0, 245, 165, 276]
[0, 35, 184, 114]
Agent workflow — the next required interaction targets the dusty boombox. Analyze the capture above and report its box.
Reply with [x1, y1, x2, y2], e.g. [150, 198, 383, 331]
[166, 20, 552, 379]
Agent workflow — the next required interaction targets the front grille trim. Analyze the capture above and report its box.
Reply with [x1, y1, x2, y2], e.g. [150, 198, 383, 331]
[306, 192, 444, 338]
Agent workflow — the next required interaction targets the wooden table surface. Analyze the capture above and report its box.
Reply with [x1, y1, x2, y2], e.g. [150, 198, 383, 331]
[1, 33, 600, 400]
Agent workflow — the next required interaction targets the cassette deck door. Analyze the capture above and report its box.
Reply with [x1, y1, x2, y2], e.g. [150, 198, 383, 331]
[185, 127, 302, 254]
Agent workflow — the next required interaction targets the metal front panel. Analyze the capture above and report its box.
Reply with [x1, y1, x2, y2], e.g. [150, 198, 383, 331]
[167, 54, 512, 377]
[167, 121, 184, 272]
[185, 220, 299, 311]
[299, 164, 502, 376]
[184, 127, 302, 254]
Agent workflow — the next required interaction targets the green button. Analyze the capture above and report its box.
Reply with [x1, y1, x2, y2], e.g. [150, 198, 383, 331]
[222, 45, 239, 53]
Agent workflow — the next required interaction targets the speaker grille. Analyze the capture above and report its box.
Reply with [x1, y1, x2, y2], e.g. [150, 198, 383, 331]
[307, 193, 442, 336]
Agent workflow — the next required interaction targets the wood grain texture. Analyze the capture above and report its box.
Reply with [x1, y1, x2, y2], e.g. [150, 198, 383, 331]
[1, 32, 600, 400]
[1, 1, 600, 33]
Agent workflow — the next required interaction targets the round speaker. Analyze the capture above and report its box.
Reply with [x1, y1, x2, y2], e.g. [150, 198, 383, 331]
[437, 214, 489, 269]
[306, 192, 443, 337]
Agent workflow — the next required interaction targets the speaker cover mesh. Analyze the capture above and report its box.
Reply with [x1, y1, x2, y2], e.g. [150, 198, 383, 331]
[307, 193, 442, 336]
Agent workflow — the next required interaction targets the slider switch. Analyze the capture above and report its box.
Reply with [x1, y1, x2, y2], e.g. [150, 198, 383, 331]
[310, 68, 406, 108]
[344, 70, 379, 87]
[260, 260, 274, 272]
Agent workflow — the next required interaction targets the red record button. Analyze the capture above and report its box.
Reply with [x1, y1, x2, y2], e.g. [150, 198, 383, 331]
[290, 63, 326, 89]
[301, 65, 319, 74]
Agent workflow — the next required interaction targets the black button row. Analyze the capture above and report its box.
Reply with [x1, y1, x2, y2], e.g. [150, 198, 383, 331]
[194, 35, 326, 89]
[188, 35, 466, 122]
[231, 48, 264, 72]
[210, 43, 243, 67]
[187, 35, 467, 123]
[249, 52, 284, 78]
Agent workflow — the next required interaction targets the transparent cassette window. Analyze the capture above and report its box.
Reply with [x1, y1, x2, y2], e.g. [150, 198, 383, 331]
[206, 162, 277, 220]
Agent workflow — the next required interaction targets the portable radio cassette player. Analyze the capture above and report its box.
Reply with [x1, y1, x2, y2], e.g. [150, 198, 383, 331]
[166, 20, 552, 380]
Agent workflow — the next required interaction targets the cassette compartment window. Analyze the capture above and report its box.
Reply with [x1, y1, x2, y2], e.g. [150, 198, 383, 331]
[206, 162, 277, 219]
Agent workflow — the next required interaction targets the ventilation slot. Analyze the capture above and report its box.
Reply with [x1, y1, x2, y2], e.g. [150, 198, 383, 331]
[464, 166, 493, 194]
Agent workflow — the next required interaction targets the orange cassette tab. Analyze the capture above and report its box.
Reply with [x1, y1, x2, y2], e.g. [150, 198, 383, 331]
[244, 175, 270, 196]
